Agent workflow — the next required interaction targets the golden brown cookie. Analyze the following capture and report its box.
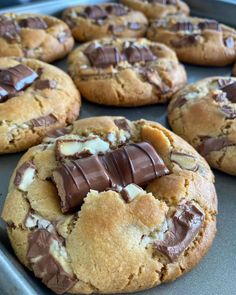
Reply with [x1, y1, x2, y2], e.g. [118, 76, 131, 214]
[1, 116, 217, 294]
[0, 13, 74, 63]
[67, 37, 187, 106]
[62, 3, 148, 42]
[147, 15, 236, 66]
[168, 77, 236, 175]
[0, 57, 81, 153]
[121, 0, 189, 20]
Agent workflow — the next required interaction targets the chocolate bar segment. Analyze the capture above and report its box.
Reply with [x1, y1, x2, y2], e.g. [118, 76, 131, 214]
[14, 161, 36, 192]
[198, 137, 235, 156]
[0, 18, 20, 40]
[220, 81, 236, 103]
[198, 20, 219, 31]
[31, 114, 57, 128]
[84, 5, 107, 20]
[53, 141, 169, 213]
[85, 46, 122, 68]
[123, 45, 156, 64]
[34, 79, 57, 90]
[19, 17, 48, 30]
[155, 202, 204, 261]
[105, 4, 127, 16]
[172, 22, 195, 32]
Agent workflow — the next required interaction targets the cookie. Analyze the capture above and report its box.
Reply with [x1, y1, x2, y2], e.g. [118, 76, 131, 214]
[147, 15, 236, 66]
[67, 37, 187, 106]
[168, 77, 236, 175]
[0, 13, 74, 63]
[0, 57, 81, 153]
[1, 116, 217, 294]
[62, 3, 148, 42]
[121, 0, 189, 20]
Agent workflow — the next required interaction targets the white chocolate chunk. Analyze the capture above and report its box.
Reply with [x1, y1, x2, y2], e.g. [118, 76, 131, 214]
[171, 151, 198, 171]
[14, 162, 36, 192]
[25, 213, 53, 232]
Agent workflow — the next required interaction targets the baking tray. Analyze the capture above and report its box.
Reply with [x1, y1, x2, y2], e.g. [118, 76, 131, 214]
[0, 1, 236, 295]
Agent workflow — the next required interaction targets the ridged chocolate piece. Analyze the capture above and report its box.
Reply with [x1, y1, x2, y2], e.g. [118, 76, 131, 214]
[0, 64, 38, 103]
[53, 142, 169, 213]
[172, 22, 195, 32]
[19, 17, 48, 29]
[0, 18, 19, 40]
[198, 137, 235, 156]
[85, 46, 122, 68]
[155, 202, 204, 261]
[31, 114, 57, 127]
[123, 45, 156, 64]
[27, 229, 76, 294]
[198, 20, 219, 31]
[105, 4, 127, 16]
[220, 82, 236, 103]
[84, 5, 107, 20]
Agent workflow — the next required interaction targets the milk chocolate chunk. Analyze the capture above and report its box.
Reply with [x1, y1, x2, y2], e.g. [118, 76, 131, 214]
[53, 142, 169, 213]
[171, 35, 198, 48]
[171, 97, 187, 110]
[0, 18, 19, 40]
[31, 114, 57, 128]
[19, 17, 48, 30]
[27, 229, 76, 294]
[114, 118, 130, 131]
[224, 36, 234, 49]
[220, 81, 236, 103]
[220, 105, 236, 119]
[85, 46, 122, 68]
[46, 127, 71, 139]
[172, 22, 195, 32]
[0, 64, 38, 91]
[84, 5, 107, 20]
[34, 79, 57, 90]
[123, 45, 156, 64]
[14, 161, 36, 192]
[105, 4, 127, 16]
[155, 203, 204, 261]
[198, 137, 235, 156]
[198, 20, 219, 31]
[146, 69, 170, 93]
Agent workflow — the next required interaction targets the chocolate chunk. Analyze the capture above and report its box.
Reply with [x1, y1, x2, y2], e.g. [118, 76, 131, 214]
[84, 5, 107, 20]
[0, 18, 20, 40]
[123, 45, 156, 64]
[31, 114, 57, 128]
[198, 20, 219, 31]
[198, 137, 235, 156]
[224, 37, 234, 49]
[171, 97, 187, 109]
[220, 105, 236, 119]
[109, 25, 125, 34]
[171, 35, 199, 48]
[19, 17, 48, 30]
[0, 86, 9, 103]
[171, 151, 198, 171]
[105, 4, 127, 16]
[120, 184, 144, 203]
[34, 79, 57, 90]
[114, 118, 130, 131]
[128, 22, 141, 30]
[172, 22, 195, 32]
[53, 142, 169, 213]
[213, 92, 227, 102]
[57, 29, 71, 43]
[0, 64, 38, 91]
[14, 161, 36, 192]
[27, 229, 76, 294]
[146, 69, 170, 93]
[217, 78, 232, 88]
[46, 127, 71, 139]
[149, 0, 177, 4]
[155, 203, 204, 261]
[220, 82, 236, 103]
[85, 46, 122, 68]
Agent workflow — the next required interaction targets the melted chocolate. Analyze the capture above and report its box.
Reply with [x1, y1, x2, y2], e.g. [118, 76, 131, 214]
[198, 137, 235, 156]
[27, 229, 76, 294]
[84, 5, 107, 20]
[53, 142, 169, 213]
[155, 202, 204, 261]
[19, 17, 48, 30]
[105, 4, 127, 16]
[123, 45, 156, 64]
[220, 82, 236, 103]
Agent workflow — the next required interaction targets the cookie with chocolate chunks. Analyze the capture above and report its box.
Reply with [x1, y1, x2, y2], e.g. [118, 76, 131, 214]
[168, 76, 236, 175]
[1, 116, 217, 294]
[0, 13, 74, 63]
[147, 15, 236, 66]
[62, 3, 148, 42]
[68, 37, 187, 106]
[121, 0, 189, 20]
[0, 57, 81, 153]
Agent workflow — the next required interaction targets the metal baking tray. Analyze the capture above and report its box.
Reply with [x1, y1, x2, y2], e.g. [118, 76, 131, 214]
[0, 1, 236, 294]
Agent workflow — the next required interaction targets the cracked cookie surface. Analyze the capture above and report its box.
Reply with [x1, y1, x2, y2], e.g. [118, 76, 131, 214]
[168, 77, 236, 175]
[68, 37, 187, 106]
[147, 15, 236, 66]
[1, 116, 217, 294]
[62, 3, 148, 42]
[0, 13, 74, 63]
[120, 0, 189, 20]
[0, 57, 81, 153]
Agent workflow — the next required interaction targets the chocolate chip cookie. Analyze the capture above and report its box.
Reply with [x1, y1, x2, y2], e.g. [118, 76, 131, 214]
[0, 57, 81, 153]
[68, 38, 187, 106]
[121, 0, 189, 20]
[1, 116, 217, 294]
[168, 77, 236, 175]
[0, 13, 74, 63]
[147, 15, 236, 66]
[62, 3, 148, 42]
